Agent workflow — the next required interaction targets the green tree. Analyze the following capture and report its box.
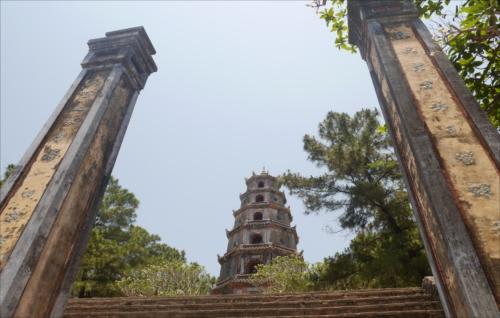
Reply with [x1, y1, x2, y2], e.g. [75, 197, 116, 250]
[281, 109, 430, 289]
[250, 255, 313, 294]
[72, 177, 186, 297]
[311, 227, 430, 290]
[431, 0, 499, 126]
[0, 164, 16, 188]
[311, 0, 499, 126]
[118, 260, 215, 296]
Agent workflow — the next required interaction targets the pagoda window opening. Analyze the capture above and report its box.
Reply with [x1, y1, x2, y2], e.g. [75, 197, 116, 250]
[253, 212, 263, 221]
[250, 233, 263, 244]
[255, 195, 264, 203]
[246, 260, 263, 274]
[257, 181, 265, 188]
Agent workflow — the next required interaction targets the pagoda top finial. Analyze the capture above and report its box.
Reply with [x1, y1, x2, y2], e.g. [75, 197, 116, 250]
[245, 169, 276, 186]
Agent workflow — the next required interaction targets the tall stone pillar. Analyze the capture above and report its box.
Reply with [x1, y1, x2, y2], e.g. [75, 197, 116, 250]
[346, 1, 499, 317]
[0, 27, 157, 317]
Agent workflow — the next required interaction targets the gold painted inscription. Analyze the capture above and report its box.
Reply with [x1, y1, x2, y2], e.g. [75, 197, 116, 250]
[0, 71, 108, 268]
[386, 25, 500, 300]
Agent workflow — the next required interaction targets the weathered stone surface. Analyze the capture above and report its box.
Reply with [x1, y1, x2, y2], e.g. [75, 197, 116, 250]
[422, 276, 439, 300]
[347, 1, 499, 317]
[0, 27, 156, 318]
[0, 71, 108, 270]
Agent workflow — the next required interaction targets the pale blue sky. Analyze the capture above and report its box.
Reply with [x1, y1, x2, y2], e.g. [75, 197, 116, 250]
[1, 1, 381, 275]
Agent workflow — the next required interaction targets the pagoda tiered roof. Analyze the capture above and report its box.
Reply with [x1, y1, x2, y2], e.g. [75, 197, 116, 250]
[217, 242, 298, 264]
[226, 219, 298, 241]
[232, 203, 293, 220]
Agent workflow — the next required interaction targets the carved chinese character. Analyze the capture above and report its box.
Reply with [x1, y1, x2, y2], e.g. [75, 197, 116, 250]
[33, 170, 45, 176]
[389, 31, 410, 40]
[430, 102, 448, 112]
[62, 117, 81, 126]
[402, 47, 418, 55]
[419, 81, 433, 90]
[51, 131, 66, 143]
[41, 146, 60, 162]
[455, 151, 475, 166]
[71, 104, 87, 112]
[77, 90, 94, 99]
[21, 189, 35, 199]
[445, 126, 457, 137]
[412, 63, 425, 72]
[4, 210, 22, 223]
[492, 221, 500, 236]
[62, 119, 74, 126]
[6, 226, 19, 235]
[468, 184, 492, 198]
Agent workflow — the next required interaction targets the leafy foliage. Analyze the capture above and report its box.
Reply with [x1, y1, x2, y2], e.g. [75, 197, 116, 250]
[432, 0, 499, 127]
[118, 260, 216, 296]
[72, 177, 186, 297]
[281, 109, 430, 288]
[311, 227, 430, 290]
[250, 255, 313, 293]
[314, 0, 353, 52]
[0, 164, 16, 188]
[281, 109, 404, 231]
[311, 0, 499, 126]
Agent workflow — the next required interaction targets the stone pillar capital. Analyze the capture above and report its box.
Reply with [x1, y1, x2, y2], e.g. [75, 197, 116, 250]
[347, 0, 418, 58]
[82, 26, 157, 90]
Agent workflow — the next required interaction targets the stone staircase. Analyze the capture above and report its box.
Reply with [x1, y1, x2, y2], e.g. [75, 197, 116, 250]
[64, 287, 443, 317]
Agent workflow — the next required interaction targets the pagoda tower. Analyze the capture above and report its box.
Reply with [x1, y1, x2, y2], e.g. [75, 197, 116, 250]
[213, 170, 300, 294]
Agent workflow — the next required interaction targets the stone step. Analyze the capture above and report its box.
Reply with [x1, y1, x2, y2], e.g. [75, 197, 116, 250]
[65, 310, 445, 318]
[258, 311, 445, 318]
[67, 287, 426, 306]
[65, 294, 435, 313]
[64, 301, 442, 317]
